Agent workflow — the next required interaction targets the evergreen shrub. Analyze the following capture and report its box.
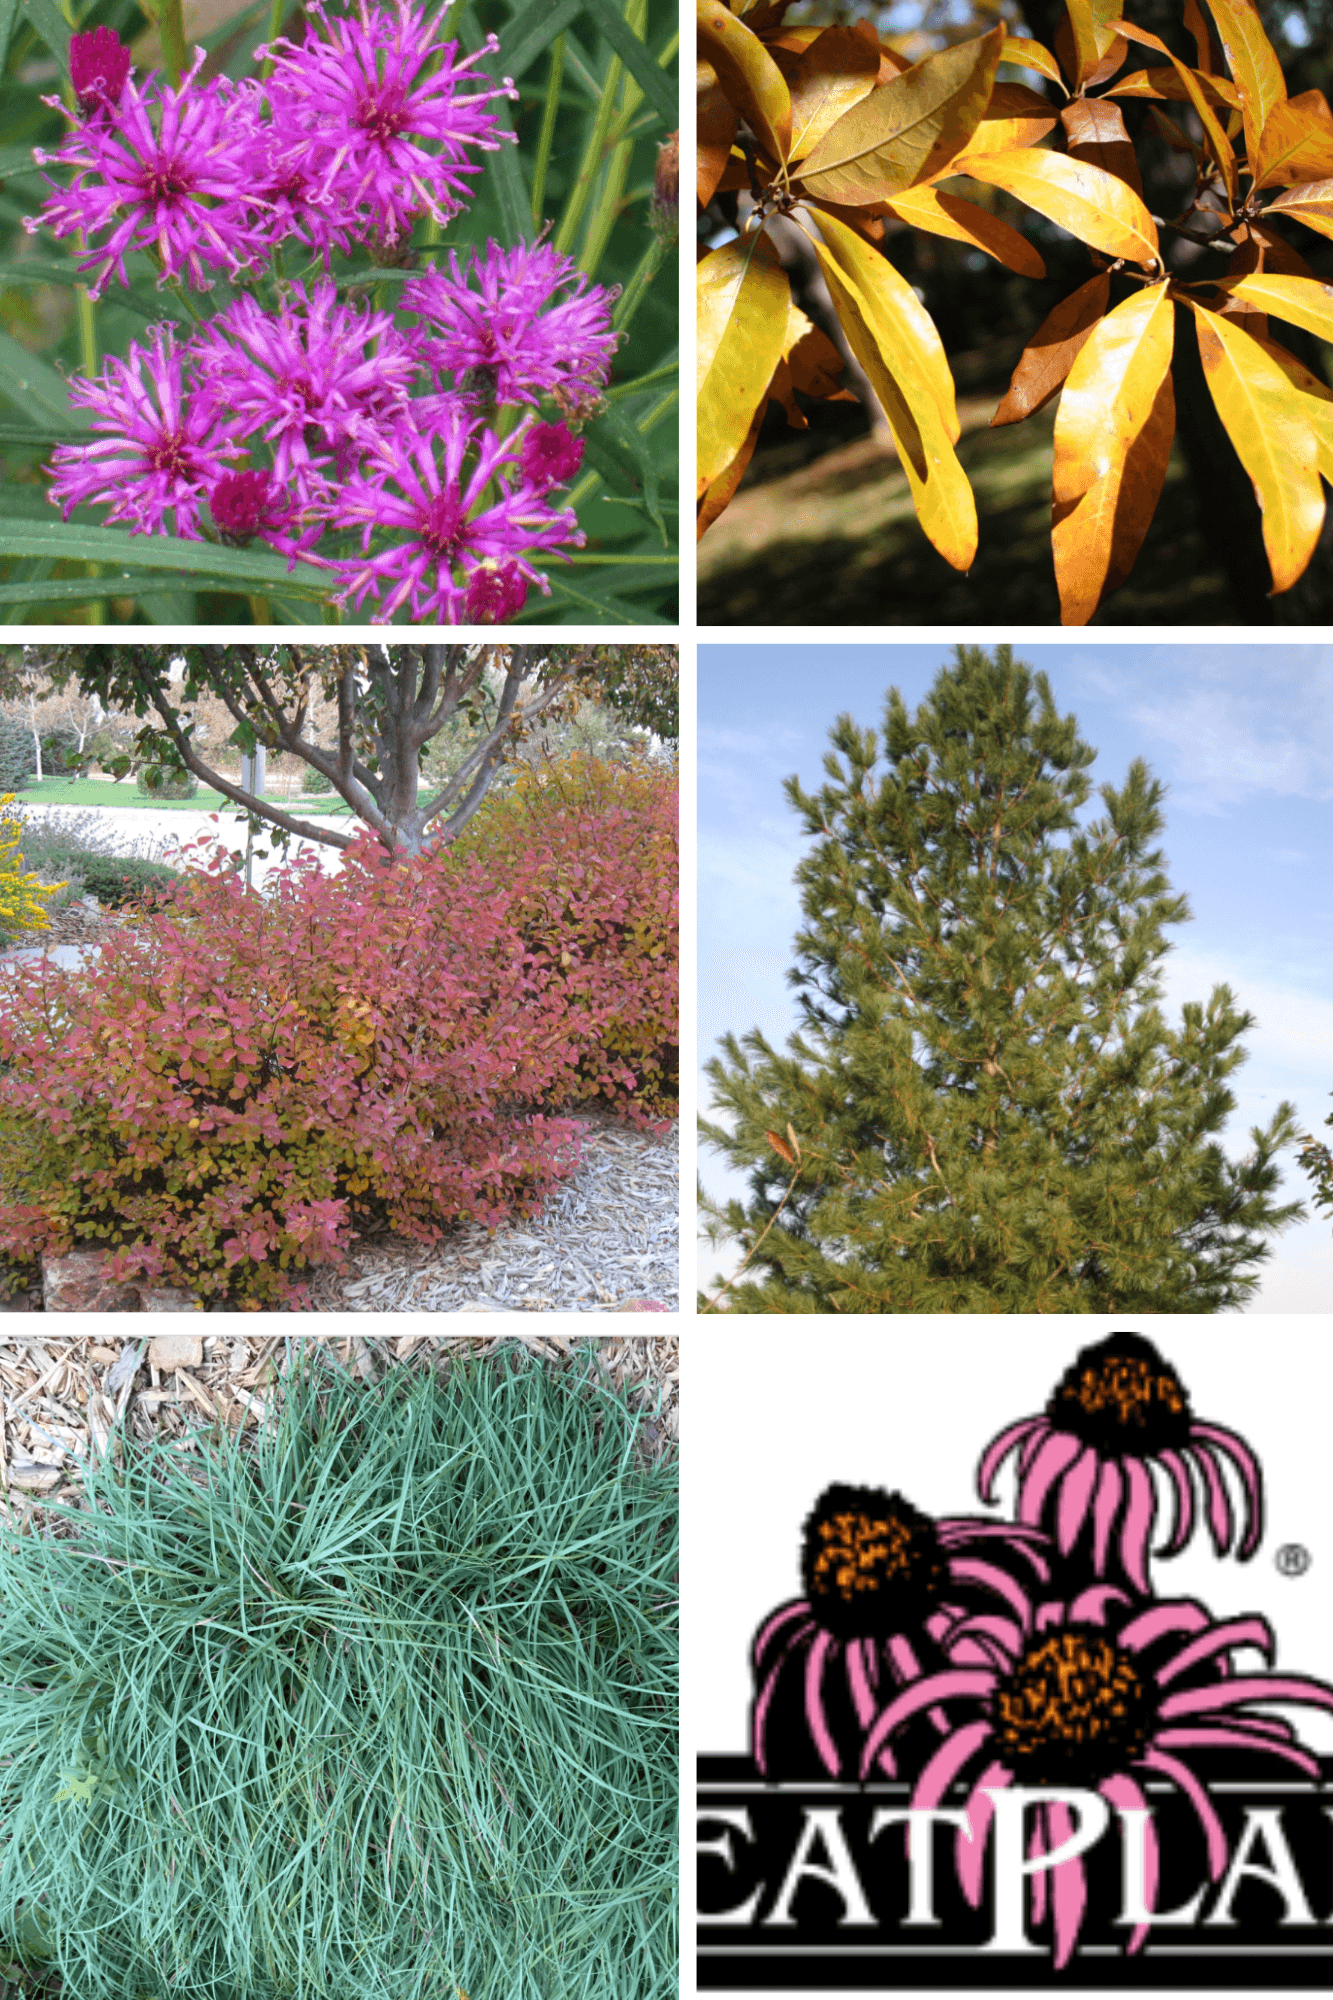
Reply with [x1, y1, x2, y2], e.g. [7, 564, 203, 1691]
[0, 804, 664, 1304]
[448, 752, 679, 1120]
[0, 1345, 678, 2000]
[36, 727, 81, 777]
[299, 766, 333, 794]
[0, 717, 33, 794]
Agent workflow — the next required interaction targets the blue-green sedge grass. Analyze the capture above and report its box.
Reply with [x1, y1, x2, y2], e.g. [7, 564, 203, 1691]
[0, 1344, 677, 2000]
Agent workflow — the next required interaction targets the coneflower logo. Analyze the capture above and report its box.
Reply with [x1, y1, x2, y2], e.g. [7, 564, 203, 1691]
[697, 1332, 1333, 1986]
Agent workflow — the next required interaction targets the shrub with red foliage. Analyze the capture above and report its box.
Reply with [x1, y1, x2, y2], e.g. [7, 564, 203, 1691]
[0, 766, 669, 1306]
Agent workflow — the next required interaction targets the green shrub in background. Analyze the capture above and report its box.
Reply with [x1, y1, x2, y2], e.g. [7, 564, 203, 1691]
[13, 807, 169, 884]
[299, 766, 333, 795]
[35, 728, 81, 777]
[69, 854, 180, 909]
[0, 1344, 678, 2000]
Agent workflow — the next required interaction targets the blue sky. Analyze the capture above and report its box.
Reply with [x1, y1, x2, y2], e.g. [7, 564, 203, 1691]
[697, 642, 1333, 1310]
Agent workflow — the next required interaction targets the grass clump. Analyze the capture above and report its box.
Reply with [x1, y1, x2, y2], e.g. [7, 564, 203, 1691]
[0, 1346, 678, 2000]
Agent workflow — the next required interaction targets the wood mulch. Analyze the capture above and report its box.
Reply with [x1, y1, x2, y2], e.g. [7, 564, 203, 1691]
[0, 1332, 679, 1544]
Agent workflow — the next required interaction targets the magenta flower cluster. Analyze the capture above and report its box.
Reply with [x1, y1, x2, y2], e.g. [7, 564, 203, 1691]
[24, 4, 622, 623]
[749, 1333, 1333, 1969]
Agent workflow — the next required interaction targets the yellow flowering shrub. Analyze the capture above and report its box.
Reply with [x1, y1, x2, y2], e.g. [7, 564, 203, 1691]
[0, 797, 62, 943]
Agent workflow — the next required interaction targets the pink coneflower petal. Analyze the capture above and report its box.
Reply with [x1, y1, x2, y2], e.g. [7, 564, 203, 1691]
[1057, 1446, 1099, 1554]
[1155, 1614, 1274, 1686]
[959, 1763, 1009, 1906]
[1189, 1441, 1234, 1556]
[1156, 1724, 1321, 1775]
[1069, 1583, 1130, 1624]
[1156, 1448, 1195, 1556]
[753, 1600, 813, 1663]
[1118, 1598, 1211, 1652]
[1092, 1457, 1122, 1572]
[914, 1719, 992, 1811]
[977, 1416, 1045, 1501]
[1018, 1429, 1083, 1526]
[1142, 1747, 1229, 1880]
[1120, 1456, 1155, 1592]
[1161, 1673, 1333, 1721]
[1030, 1804, 1049, 1924]
[859, 1669, 994, 1779]
[947, 1556, 1040, 1623]
[1192, 1420, 1264, 1557]
[805, 1630, 841, 1774]
[1047, 1798, 1088, 1970]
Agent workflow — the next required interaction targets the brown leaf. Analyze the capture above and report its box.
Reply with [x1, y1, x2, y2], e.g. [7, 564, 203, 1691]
[946, 148, 1160, 266]
[992, 271, 1112, 425]
[1255, 98, 1333, 190]
[1051, 280, 1176, 624]
[1188, 299, 1324, 593]
[886, 184, 1046, 276]
[1246, 217, 1319, 277]
[787, 26, 881, 162]
[1082, 34, 1130, 89]
[697, 402, 763, 538]
[796, 25, 1004, 204]
[787, 320, 855, 400]
[1199, 0, 1287, 170]
[1059, 95, 1144, 194]
[697, 235, 792, 490]
[697, 0, 793, 165]
[765, 1130, 795, 1164]
[1183, 0, 1216, 71]
[698, 83, 740, 207]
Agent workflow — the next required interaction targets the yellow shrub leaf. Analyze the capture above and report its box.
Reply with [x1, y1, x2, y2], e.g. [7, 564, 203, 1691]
[1199, 0, 1287, 168]
[1067, 0, 1124, 87]
[1261, 175, 1333, 240]
[1188, 300, 1324, 593]
[885, 184, 1046, 277]
[796, 26, 1003, 204]
[805, 211, 977, 570]
[1111, 19, 1235, 202]
[1250, 330, 1333, 483]
[999, 35, 1063, 84]
[787, 26, 881, 162]
[1051, 279, 1176, 626]
[961, 81, 1060, 156]
[697, 0, 792, 166]
[945, 148, 1160, 266]
[1216, 271, 1333, 340]
[697, 235, 791, 491]
[1253, 91, 1333, 188]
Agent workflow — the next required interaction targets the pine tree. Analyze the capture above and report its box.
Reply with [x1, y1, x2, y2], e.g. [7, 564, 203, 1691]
[700, 647, 1302, 1314]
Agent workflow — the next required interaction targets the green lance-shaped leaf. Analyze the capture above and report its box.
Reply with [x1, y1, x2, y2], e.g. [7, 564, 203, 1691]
[696, 233, 791, 491]
[795, 25, 1003, 206]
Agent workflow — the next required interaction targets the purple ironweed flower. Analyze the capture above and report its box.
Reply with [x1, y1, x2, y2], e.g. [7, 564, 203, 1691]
[865, 1585, 1333, 1967]
[48, 325, 239, 538]
[257, 0, 515, 248]
[977, 1333, 1263, 1592]
[520, 420, 583, 490]
[209, 470, 298, 547]
[465, 562, 528, 623]
[69, 28, 132, 117]
[403, 240, 620, 410]
[332, 408, 583, 624]
[749, 1484, 1053, 1781]
[25, 54, 260, 300]
[192, 281, 418, 506]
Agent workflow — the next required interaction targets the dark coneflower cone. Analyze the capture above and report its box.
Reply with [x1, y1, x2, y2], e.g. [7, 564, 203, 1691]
[992, 1625, 1156, 1785]
[1046, 1331, 1194, 1456]
[800, 1484, 948, 1640]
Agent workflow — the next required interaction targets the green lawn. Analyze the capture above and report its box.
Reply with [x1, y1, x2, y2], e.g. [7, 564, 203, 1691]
[14, 778, 355, 816]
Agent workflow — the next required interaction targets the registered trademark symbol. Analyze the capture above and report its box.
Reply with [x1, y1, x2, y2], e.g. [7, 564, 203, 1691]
[1276, 1544, 1311, 1577]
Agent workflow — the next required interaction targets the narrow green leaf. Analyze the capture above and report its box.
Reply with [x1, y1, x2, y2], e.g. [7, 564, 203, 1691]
[0, 329, 86, 429]
[0, 557, 53, 624]
[0, 258, 83, 287]
[457, 14, 530, 245]
[539, 570, 673, 620]
[580, 405, 669, 544]
[19, 0, 68, 66]
[0, 143, 42, 179]
[0, 520, 333, 597]
[0, 0, 20, 74]
[501, 0, 583, 81]
[583, 0, 676, 125]
[0, 424, 83, 444]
